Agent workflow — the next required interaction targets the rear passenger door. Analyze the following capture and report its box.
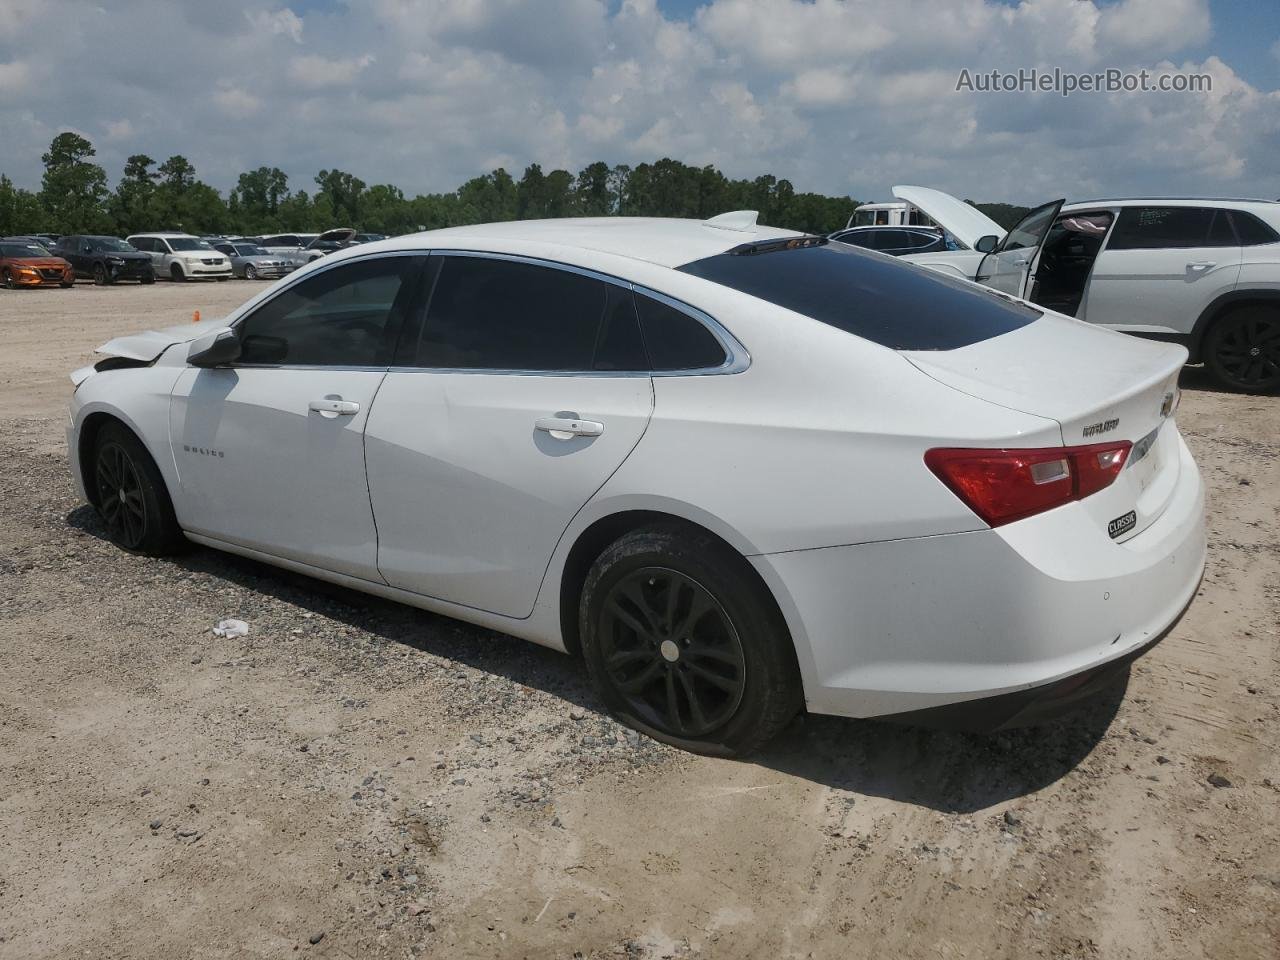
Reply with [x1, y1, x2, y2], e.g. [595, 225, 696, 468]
[1082, 206, 1243, 335]
[364, 253, 655, 618]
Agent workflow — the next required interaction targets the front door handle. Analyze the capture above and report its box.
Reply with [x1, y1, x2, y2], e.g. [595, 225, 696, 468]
[535, 416, 604, 439]
[309, 398, 360, 416]
[1186, 261, 1216, 272]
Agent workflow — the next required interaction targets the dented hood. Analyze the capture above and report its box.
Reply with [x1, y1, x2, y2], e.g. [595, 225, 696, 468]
[95, 317, 229, 361]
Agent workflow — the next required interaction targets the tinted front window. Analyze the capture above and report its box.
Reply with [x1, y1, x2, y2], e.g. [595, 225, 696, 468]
[677, 241, 1039, 351]
[167, 238, 212, 251]
[1108, 207, 1237, 250]
[95, 238, 135, 252]
[233, 244, 266, 256]
[237, 256, 419, 366]
[413, 256, 614, 371]
[1230, 210, 1280, 246]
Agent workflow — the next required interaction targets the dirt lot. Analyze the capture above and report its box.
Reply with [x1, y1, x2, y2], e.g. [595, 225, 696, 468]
[0, 279, 1277, 960]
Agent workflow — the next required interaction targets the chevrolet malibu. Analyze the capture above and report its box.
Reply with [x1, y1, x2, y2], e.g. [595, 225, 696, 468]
[67, 214, 1206, 755]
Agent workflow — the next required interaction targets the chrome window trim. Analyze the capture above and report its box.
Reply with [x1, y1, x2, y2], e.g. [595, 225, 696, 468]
[220, 246, 751, 377]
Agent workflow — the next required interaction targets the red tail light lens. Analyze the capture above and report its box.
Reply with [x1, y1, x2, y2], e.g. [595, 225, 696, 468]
[925, 441, 1132, 527]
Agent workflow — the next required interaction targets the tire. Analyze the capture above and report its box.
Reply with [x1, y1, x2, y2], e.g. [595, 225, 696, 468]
[244, 264, 258, 280]
[1203, 305, 1280, 394]
[216, 276, 229, 282]
[2, 269, 14, 290]
[170, 263, 186, 282]
[60, 280, 74, 288]
[579, 522, 802, 756]
[140, 272, 155, 285]
[93, 263, 111, 286]
[92, 422, 188, 556]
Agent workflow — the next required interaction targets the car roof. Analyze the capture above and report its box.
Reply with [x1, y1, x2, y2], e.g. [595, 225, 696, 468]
[409, 216, 800, 269]
[127, 231, 198, 237]
[1063, 197, 1279, 211]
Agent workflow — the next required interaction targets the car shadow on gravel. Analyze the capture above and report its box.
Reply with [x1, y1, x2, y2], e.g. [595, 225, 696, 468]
[68, 504, 1125, 811]
[757, 680, 1124, 813]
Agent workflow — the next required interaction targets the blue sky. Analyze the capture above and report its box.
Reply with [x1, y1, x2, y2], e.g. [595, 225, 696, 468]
[1, 0, 1277, 205]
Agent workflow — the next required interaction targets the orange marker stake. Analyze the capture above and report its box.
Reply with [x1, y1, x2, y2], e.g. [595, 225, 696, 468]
[193, 309, 201, 324]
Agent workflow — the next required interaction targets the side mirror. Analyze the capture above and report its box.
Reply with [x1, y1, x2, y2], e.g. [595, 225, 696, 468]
[188, 328, 241, 367]
[974, 235, 999, 253]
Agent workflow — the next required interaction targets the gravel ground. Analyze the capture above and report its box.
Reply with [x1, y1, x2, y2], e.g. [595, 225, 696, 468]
[1, 280, 1277, 959]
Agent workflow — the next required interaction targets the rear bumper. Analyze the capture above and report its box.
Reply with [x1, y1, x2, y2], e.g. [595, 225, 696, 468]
[752, 433, 1206, 722]
[878, 573, 1197, 732]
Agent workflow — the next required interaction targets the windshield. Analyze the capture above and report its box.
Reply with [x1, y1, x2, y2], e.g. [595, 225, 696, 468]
[0, 242, 52, 257]
[233, 244, 267, 256]
[677, 239, 1040, 351]
[96, 238, 136, 252]
[167, 237, 213, 251]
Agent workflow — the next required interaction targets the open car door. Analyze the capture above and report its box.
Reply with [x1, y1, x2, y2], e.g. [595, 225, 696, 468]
[974, 199, 1064, 298]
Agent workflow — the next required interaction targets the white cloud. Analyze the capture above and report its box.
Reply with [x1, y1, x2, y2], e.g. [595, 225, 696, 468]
[245, 7, 304, 44]
[289, 53, 376, 88]
[0, 59, 31, 93]
[0, 0, 1274, 207]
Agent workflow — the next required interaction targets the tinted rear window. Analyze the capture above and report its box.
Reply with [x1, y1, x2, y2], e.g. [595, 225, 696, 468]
[676, 241, 1039, 351]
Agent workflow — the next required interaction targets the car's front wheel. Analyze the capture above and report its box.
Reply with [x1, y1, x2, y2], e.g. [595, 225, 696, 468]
[93, 263, 111, 286]
[140, 272, 155, 285]
[92, 422, 187, 556]
[170, 263, 186, 282]
[1204, 305, 1280, 393]
[2, 269, 14, 289]
[580, 523, 802, 756]
[244, 264, 258, 280]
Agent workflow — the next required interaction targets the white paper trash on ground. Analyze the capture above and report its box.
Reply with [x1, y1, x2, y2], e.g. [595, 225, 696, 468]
[212, 618, 249, 638]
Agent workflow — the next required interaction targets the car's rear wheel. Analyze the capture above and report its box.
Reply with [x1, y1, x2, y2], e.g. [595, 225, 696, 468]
[1204, 305, 1280, 393]
[170, 263, 186, 282]
[244, 264, 258, 280]
[92, 422, 187, 556]
[580, 523, 802, 756]
[93, 263, 111, 286]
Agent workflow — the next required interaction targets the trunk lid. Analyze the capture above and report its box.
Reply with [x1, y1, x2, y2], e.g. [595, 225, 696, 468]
[904, 312, 1187, 541]
[892, 185, 1006, 250]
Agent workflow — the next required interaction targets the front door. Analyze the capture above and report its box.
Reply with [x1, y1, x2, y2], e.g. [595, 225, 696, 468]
[365, 254, 655, 618]
[975, 199, 1064, 297]
[168, 253, 426, 580]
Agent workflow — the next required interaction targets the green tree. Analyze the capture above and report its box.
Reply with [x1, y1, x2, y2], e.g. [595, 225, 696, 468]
[0, 174, 44, 235]
[158, 155, 196, 191]
[38, 132, 110, 233]
[573, 161, 613, 216]
[108, 154, 158, 234]
[231, 166, 289, 231]
[314, 169, 365, 224]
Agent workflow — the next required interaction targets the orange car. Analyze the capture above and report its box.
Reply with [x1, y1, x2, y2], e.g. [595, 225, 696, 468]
[0, 238, 74, 289]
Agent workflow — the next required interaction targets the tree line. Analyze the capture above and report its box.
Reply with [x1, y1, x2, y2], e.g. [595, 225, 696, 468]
[1, 132, 1028, 240]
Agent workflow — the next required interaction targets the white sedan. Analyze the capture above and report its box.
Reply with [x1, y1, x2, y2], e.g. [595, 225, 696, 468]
[67, 213, 1206, 755]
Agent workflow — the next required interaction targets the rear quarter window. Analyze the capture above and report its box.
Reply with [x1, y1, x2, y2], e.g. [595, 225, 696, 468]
[676, 241, 1039, 351]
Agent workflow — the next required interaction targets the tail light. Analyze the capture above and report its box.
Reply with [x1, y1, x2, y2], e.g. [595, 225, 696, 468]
[925, 441, 1132, 527]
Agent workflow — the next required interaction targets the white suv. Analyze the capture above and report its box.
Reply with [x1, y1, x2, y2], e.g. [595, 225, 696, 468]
[895, 186, 1280, 392]
[127, 233, 232, 283]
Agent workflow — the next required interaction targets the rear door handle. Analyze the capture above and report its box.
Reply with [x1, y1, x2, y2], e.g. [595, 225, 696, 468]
[309, 398, 360, 416]
[535, 416, 604, 439]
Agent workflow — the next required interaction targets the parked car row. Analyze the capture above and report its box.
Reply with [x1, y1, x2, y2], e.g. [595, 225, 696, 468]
[0, 227, 388, 289]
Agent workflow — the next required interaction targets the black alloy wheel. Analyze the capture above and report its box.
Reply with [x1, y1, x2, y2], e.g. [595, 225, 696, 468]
[93, 263, 108, 286]
[2, 269, 14, 289]
[1205, 306, 1280, 393]
[597, 566, 747, 739]
[94, 438, 148, 550]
